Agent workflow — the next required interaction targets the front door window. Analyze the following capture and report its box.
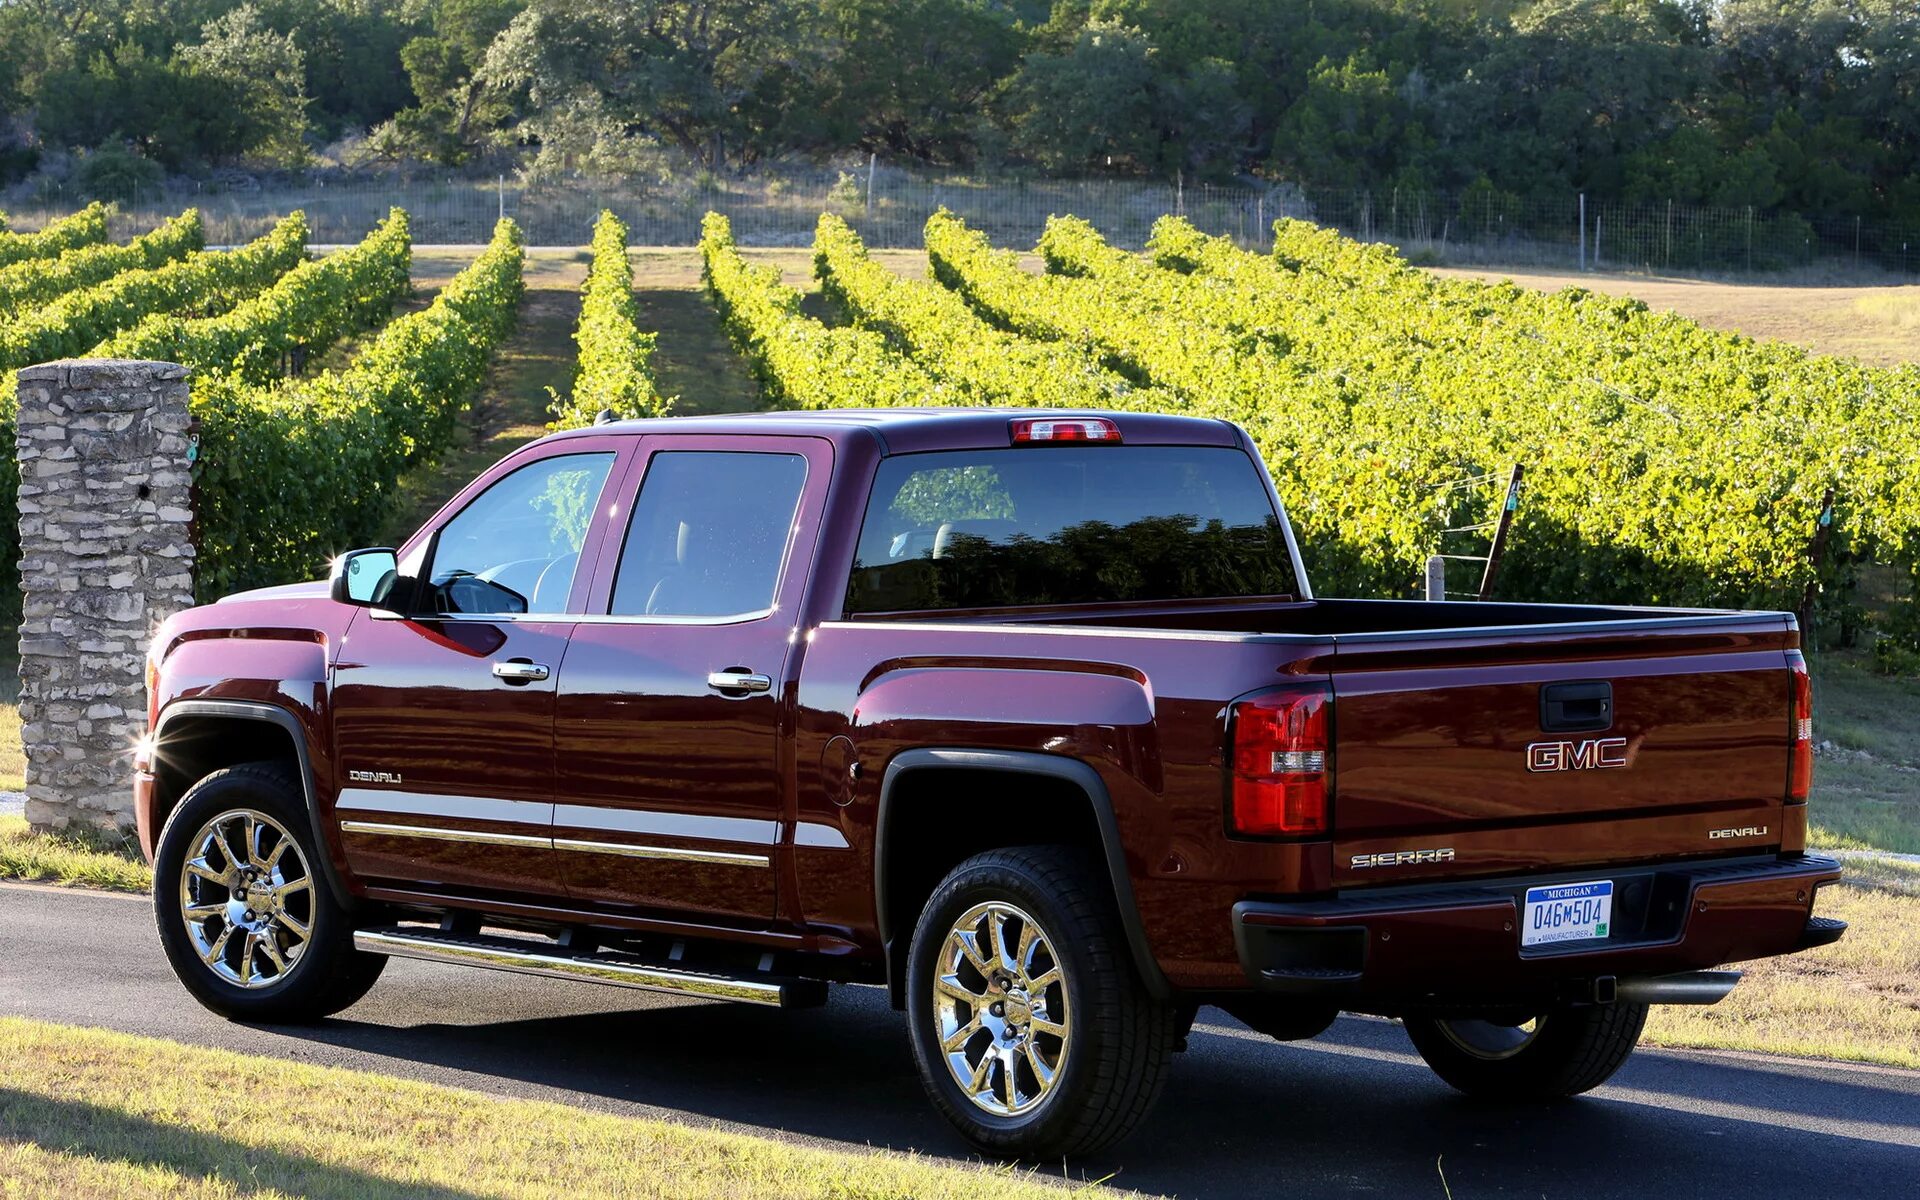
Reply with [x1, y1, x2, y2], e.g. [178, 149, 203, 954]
[426, 452, 616, 616]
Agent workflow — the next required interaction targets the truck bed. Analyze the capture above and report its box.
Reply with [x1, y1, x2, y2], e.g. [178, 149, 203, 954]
[850, 595, 1801, 888]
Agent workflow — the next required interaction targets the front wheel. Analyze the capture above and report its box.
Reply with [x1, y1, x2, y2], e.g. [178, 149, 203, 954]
[905, 846, 1177, 1159]
[153, 762, 385, 1022]
[1403, 1002, 1647, 1100]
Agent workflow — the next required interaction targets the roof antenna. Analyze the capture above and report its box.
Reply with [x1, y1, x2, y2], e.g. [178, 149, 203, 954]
[593, 408, 617, 426]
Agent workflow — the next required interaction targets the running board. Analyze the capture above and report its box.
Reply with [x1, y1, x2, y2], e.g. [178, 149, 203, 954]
[353, 926, 826, 1008]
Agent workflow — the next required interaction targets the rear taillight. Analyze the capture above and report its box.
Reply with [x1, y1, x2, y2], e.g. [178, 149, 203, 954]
[1009, 416, 1121, 444]
[1228, 684, 1332, 837]
[1788, 651, 1813, 802]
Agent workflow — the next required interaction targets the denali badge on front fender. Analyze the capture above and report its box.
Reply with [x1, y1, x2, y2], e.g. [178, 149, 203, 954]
[1709, 825, 1769, 839]
[1526, 737, 1629, 772]
[348, 769, 404, 784]
[1351, 847, 1456, 869]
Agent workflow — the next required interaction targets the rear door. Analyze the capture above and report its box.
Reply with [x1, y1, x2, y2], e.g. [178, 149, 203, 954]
[1328, 619, 1796, 886]
[552, 434, 832, 926]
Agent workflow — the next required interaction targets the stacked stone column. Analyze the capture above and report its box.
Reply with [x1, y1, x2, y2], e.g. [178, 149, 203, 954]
[15, 360, 195, 831]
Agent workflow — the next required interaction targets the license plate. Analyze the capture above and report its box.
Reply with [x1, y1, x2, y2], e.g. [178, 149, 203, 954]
[1521, 880, 1613, 947]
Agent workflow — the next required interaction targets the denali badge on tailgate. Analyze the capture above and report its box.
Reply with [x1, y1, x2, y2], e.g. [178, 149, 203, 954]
[1526, 737, 1629, 772]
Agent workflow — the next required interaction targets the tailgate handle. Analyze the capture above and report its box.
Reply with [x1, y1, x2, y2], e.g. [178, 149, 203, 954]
[1541, 681, 1613, 733]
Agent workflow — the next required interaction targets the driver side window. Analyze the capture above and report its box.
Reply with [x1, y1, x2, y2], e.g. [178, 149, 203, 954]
[426, 452, 616, 615]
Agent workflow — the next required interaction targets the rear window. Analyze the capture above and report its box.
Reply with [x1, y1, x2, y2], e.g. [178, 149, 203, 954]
[845, 445, 1298, 614]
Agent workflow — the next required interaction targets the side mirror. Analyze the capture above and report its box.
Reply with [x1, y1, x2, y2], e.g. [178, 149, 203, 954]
[330, 548, 400, 609]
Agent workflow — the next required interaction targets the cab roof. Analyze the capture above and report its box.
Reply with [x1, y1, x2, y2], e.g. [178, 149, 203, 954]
[543, 408, 1246, 456]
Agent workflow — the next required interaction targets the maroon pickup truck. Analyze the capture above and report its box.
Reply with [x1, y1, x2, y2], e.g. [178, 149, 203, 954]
[138, 409, 1843, 1156]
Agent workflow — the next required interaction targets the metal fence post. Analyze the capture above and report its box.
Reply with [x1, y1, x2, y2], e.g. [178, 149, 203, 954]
[1578, 193, 1586, 270]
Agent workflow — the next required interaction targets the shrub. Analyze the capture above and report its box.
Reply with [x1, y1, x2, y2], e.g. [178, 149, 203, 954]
[94, 209, 411, 382]
[0, 202, 111, 270]
[192, 219, 524, 598]
[551, 210, 666, 429]
[700, 211, 942, 411]
[0, 208, 203, 316]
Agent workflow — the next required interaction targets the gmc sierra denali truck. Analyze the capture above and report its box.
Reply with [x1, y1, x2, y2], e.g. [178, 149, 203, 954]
[139, 409, 1845, 1157]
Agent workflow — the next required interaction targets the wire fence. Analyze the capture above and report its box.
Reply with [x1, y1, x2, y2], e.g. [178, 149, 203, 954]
[7, 168, 1917, 276]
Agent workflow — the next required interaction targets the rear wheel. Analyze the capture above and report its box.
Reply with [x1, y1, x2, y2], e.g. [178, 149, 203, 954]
[905, 846, 1176, 1158]
[1404, 1002, 1647, 1099]
[154, 763, 385, 1021]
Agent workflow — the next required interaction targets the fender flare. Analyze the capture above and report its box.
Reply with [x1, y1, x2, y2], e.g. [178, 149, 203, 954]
[153, 699, 356, 911]
[874, 747, 1170, 1000]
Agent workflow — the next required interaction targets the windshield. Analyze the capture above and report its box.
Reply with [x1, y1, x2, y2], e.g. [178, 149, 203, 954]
[845, 445, 1298, 615]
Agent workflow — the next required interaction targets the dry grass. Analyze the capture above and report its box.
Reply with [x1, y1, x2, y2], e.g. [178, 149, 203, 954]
[1431, 265, 1920, 367]
[0, 815, 151, 891]
[0, 1017, 1118, 1199]
[1644, 858, 1920, 1068]
[1855, 288, 1920, 331]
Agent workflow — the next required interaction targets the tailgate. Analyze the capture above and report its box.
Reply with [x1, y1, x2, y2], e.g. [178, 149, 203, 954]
[1328, 616, 1798, 886]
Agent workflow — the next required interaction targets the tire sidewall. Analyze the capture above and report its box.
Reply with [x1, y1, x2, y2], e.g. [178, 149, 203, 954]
[1405, 1003, 1647, 1099]
[905, 853, 1105, 1152]
[152, 767, 346, 1021]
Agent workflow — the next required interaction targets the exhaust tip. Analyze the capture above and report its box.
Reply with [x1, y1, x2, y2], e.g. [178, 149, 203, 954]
[1616, 970, 1742, 1006]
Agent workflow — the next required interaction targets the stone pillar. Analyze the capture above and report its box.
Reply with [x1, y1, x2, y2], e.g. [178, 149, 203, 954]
[16, 360, 195, 831]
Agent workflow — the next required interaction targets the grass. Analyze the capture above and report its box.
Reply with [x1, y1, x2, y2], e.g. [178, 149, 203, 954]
[1855, 287, 1920, 331]
[0, 815, 151, 891]
[1804, 652, 1920, 855]
[1643, 858, 1920, 1068]
[0, 1017, 1119, 1200]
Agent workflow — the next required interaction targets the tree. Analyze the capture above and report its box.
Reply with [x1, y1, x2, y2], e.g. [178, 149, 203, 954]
[481, 0, 824, 169]
[1000, 19, 1162, 171]
[383, 0, 527, 164]
[179, 5, 312, 164]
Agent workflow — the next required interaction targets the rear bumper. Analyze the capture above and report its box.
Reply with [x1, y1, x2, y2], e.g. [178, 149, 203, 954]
[1232, 853, 1843, 1010]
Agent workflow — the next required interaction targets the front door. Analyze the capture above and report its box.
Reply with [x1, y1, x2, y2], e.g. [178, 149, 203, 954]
[554, 435, 831, 925]
[331, 441, 628, 900]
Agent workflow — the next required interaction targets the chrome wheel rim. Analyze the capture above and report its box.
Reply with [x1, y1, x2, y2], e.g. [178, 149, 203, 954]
[930, 901, 1070, 1117]
[1435, 1015, 1546, 1061]
[177, 809, 314, 989]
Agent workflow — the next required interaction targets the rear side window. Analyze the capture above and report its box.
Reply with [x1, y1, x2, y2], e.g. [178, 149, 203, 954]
[611, 451, 808, 618]
[845, 445, 1297, 614]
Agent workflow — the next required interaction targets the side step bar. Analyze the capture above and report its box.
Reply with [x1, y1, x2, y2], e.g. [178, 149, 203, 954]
[354, 926, 827, 1008]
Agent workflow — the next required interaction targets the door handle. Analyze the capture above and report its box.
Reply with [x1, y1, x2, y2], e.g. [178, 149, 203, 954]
[492, 660, 551, 683]
[707, 670, 772, 694]
[1540, 680, 1612, 732]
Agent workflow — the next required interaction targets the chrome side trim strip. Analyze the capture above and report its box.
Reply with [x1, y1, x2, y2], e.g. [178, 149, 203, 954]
[339, 820, 551, 850]
[793, 821, 851, 849]
[553, 838, 769, 868]
[353, 929, 789, 1006]
[335, 788, 552, 826]
[552, 804, 778, 846]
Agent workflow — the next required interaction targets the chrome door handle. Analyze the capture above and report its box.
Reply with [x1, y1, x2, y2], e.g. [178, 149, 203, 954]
[491, 660, 551, 682]
[707, 670, 772, 694]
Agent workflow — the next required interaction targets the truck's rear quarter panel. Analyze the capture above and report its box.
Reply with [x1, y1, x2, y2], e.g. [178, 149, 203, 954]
[795, 621, 1334, 990]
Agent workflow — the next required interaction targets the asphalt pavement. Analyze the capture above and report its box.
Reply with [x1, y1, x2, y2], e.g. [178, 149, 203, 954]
[3, 881, 1916, 1197]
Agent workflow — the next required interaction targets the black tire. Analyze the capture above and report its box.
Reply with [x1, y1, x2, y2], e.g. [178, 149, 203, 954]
[1403, 1002, 1647, 1099]
[905, 846, 1176, 1159]
[153, 762, 385, 1022]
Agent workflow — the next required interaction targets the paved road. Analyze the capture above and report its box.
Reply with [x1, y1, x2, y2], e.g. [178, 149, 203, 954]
[4, 882, 1916, 1197]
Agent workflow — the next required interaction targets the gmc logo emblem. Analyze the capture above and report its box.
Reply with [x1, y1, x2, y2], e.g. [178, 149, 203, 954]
[1527, 737, 1629, 773]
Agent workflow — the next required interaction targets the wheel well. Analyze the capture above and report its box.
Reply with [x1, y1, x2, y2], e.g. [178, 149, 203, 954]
[879, 766, 1110, 1006]
[151, 714, 305, 834]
